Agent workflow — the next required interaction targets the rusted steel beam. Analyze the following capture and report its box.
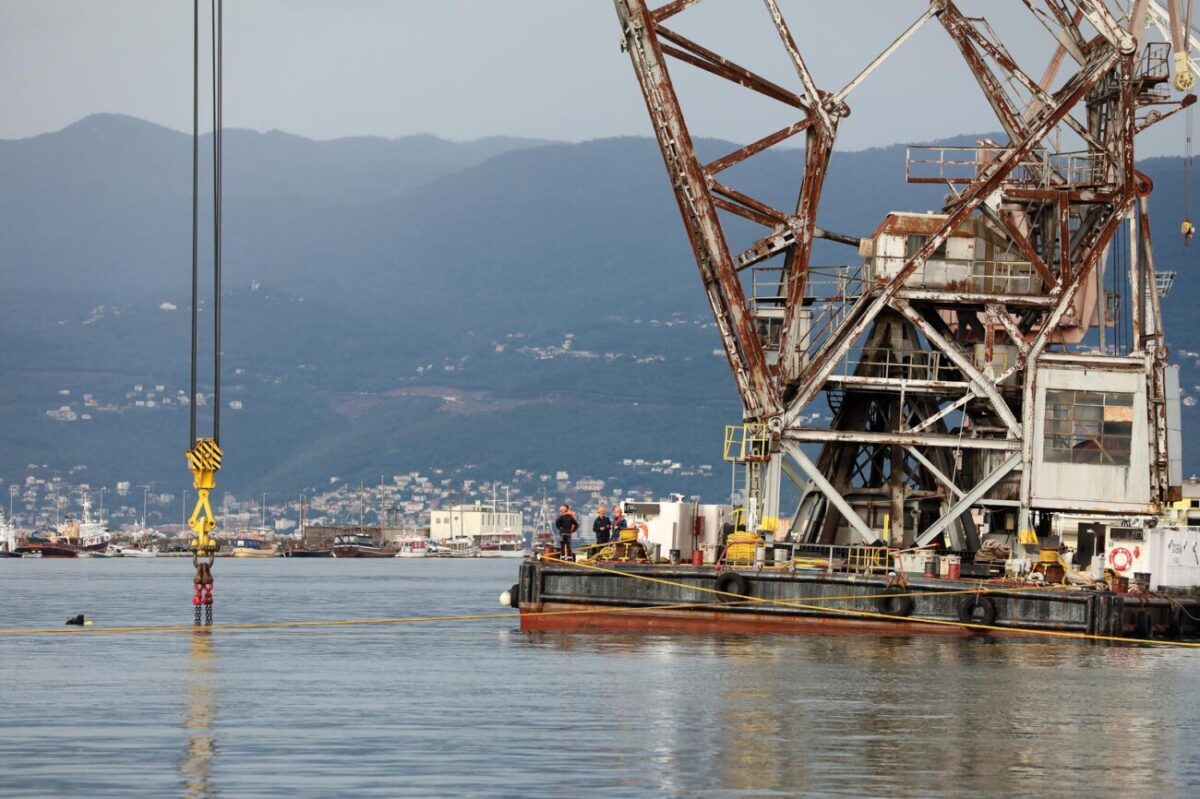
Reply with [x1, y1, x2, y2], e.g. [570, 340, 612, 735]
[709, 179, 788, 227]
[892, 297, 1022, 436]
[895, 289, 1057, 307]
[1137, 195, 1172, 499]
[1136, 94, 1198, 133]
[761, 0, 832, 130]
[995, 210, 1059, 289]
[940, 6, 1024, 140]
[1058, 192, 1072, 283]
[778, 130, 835, 387]
[832, 2, 946, 106]
[704, 117, 813, 175]
[952, 5, 1104, 152]
[915, 452, 1020, 547]
[656, 26, 807, 108]
[1002, 188, 1120, 202]
[987, 303, 1032, 355]
[784, 428, 1019, 451]
[712, 197, 783, 230]
[1079, 2, 1137, 54]
[650, 0, 704, 24]
[615, 0, 780, 421]
[733, 229, 794, 271]
[824, 375, 973, 396]
[1021, 0, 1085, 66]
[909, 392, 977, 434]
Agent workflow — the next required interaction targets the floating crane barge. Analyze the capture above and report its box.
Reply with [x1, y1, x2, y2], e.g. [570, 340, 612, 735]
[513, 0, 1200, 640]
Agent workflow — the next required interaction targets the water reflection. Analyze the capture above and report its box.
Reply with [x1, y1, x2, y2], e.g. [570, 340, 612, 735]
[181, 631, 217, 798]
[515, 630, 1197, 796]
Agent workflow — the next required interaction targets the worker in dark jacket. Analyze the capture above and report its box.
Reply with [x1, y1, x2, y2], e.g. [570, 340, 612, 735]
[612, 506, 628, 536]
[592, 506, 612, 551]
[554, 503, 579, 560]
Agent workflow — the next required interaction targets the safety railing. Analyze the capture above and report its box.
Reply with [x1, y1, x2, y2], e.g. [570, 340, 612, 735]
[1156, 270, 1177, 299]
[749, 264, 864, 307]
[723, 423, 771, 463]
[1138, 42, 1170, 83]
[834, 346, 951, 383]
[749, 264, 866, 363]
[906, 144, 1113, 189]
[783, 541, 895, 574]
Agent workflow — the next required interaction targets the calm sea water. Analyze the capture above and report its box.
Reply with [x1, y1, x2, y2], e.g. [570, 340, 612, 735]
[2, 558, 1199, 798]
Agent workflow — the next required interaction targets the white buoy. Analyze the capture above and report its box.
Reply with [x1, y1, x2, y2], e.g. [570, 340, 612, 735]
[499, 590, 512, 607]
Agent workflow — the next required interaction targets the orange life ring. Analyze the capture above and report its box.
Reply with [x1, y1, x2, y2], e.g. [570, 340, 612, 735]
[635, 521, 650, 540]
[1109, 546, 1134, 572]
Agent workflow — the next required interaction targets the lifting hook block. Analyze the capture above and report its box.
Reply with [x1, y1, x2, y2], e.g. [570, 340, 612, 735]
[186, 438, 222, 556]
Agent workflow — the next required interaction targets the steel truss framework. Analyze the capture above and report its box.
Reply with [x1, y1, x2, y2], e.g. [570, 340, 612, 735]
[614, 0, 1197, 551]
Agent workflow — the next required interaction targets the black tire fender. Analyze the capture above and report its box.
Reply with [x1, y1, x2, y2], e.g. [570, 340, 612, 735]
[714, 571, 750, 601]
[876, 587, 915, 617]
[1168, 605, 1187, 640]
[958, 595, 998, 626]
[508, 583, 520, 609]
[1134, 609, 1154, 639]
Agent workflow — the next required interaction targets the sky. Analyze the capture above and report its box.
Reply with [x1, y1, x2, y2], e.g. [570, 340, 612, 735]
[0, 0, 1188, 156]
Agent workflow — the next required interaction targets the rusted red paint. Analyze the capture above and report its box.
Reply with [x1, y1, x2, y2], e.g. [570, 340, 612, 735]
[522, 602, 1029, 639]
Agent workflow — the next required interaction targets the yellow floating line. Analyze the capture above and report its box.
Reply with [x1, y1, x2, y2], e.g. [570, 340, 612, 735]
[0, 600, 749, 638]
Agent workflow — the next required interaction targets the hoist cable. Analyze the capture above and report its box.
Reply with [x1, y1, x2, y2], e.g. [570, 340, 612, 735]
[211, 0, 223, 443]
[189, 0, 200, 447]
[1185, 104, 1194, 226]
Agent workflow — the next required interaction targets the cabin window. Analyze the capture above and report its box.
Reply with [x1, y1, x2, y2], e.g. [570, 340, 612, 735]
[905, 234, 948, 261]
[1043, 389, 1133, 466]
[755, 316, 783, 352]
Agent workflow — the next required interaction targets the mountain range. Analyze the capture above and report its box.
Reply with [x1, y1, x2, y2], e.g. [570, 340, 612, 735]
[1, 113, 1198, 499]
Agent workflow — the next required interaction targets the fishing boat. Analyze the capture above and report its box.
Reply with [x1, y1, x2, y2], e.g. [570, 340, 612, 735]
[287, 545, 332, 558]
[478, 529, 527, 558]
[433, 536, 477, 558]
[330, 533, 391, 558]
[394, 535, 430, 558]
[106, 544, 159, 558]
[14, 543, 78, 558]
[229, 535, 278, 558]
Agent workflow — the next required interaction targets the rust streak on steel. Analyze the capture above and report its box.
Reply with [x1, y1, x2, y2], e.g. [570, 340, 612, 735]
[709, 179, 789, 227]
[650, 0, 704, 24]
[711, 197, 785, 230]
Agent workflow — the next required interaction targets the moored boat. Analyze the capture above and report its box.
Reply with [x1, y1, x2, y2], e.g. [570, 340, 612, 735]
[14, 543, 79, 558]
[106, 544, 159, 558]
[478, 529, 527, 558]
[229, 537, 278, 558]
[394, 536, 430, 558]
[287, 546, 332, 558]
[331, 534, 391, 558]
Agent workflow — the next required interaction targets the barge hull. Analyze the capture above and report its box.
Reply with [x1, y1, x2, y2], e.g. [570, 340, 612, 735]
[515, 560, 1198, 641]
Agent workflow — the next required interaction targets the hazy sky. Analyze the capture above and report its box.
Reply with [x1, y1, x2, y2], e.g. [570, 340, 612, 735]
[0, 1, 1187, 155]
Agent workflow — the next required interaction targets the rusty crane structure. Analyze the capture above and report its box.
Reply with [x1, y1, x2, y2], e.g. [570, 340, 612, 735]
[615, 0, 1197, 556]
